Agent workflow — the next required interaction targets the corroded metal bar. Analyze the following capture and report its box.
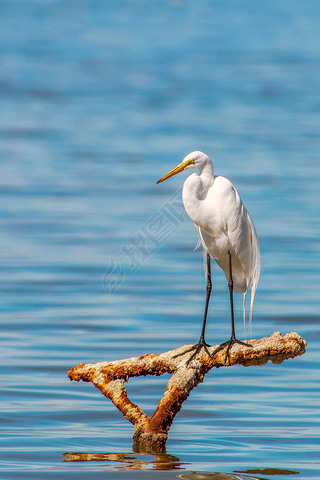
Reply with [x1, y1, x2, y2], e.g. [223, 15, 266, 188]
[68, 331, 306, 453]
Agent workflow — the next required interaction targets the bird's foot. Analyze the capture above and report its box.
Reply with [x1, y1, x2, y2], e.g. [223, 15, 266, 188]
[211, 336, 252, 365]
[173, 339, 212, 365]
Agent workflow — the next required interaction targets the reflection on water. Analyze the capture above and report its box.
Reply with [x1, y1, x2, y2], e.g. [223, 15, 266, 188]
[235, 468, 300, 476]
[62, 451, 301, 479]
[180, 473, 263, 480]
[62, 451, 184, 471]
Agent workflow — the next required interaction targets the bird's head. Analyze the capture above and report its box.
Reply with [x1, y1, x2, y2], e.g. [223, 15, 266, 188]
[156, 151, 211, 184]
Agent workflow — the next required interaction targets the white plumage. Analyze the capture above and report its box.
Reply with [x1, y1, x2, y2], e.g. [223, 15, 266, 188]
[182, 152, 260, 326]
[157, 150, 260, 362]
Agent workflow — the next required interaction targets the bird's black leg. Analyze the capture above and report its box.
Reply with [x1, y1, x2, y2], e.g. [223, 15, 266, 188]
[211, 250, 251, 364]
[173, 253, 213, 364]
[199, 252, 212, 348]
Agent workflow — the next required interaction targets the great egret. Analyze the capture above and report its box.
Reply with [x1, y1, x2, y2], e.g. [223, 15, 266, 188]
[157, 151, 260, 363]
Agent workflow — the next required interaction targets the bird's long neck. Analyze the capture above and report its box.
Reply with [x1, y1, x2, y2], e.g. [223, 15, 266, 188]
[182, 162, 214, 225]
[198, 161, 214, 190]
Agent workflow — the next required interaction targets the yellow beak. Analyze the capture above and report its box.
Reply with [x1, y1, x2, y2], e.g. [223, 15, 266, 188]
[156, 159, 194, 184]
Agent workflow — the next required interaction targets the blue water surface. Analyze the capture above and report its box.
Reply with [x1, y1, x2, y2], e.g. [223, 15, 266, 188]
[0, 1, 319, 479]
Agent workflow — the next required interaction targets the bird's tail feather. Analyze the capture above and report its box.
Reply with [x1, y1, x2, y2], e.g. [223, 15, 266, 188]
[243, 291, 247, 336]
[246, 215, 260, 337]
[249, 283, 257, 338]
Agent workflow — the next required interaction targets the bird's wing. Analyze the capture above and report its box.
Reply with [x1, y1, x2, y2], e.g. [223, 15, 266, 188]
[222, 179, 260, 327]
[220, 180, 259, 286]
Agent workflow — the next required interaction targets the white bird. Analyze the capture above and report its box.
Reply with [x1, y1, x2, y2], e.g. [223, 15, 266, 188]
[157, 151, 260, 363]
